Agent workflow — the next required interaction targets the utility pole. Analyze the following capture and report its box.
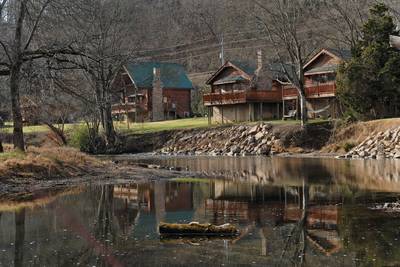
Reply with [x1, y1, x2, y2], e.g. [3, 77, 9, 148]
[219, 33, 225, 66]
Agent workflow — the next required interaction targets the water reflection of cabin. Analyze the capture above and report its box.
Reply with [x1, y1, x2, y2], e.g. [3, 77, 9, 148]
[204, 48, 351, 123]
[206, 181, 342, 255]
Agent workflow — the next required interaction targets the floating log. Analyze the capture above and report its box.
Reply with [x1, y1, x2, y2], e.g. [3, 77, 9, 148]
[159, 222, 239, 236]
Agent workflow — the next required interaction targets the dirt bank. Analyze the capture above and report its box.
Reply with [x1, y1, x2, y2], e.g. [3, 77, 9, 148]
[0, 147, 198, 199]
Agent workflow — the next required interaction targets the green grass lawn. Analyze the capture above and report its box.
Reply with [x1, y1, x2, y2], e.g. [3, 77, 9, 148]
[1, 117, 329, 136]
[115, 117, 210, 134]
[0, 150, 26, 161]
[1, 123, 81, 134]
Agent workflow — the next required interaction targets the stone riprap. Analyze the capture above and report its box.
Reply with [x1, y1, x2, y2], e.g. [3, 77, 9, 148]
[344, 127, 400, 159]
[159, 123, 282, 156]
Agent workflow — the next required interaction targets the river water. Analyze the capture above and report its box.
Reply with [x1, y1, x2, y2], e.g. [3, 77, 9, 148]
[1, 156, 400, 266]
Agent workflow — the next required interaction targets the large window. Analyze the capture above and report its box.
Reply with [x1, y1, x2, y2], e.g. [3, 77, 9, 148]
[311, 73, 336, 84]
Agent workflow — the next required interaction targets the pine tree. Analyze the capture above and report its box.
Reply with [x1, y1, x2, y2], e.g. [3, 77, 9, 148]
[337, 3, 400, 120]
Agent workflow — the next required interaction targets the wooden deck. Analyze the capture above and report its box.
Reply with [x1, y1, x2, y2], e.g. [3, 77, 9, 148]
[203, 90, 282, 106]
[111, 103, 138, 114]
[283, 83, 336, 100]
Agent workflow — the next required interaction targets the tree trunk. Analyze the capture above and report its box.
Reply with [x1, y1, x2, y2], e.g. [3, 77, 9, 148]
[10, 63, 25, 151]
[103, 101, 116, 145]
[102, 85, 116, 146]
[0, 138, 3, 153]
[10, 0, 28, 152]
[299, 93, 308, 127]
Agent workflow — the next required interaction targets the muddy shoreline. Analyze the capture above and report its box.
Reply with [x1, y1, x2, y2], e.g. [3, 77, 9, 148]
[0, 155, 201, 201]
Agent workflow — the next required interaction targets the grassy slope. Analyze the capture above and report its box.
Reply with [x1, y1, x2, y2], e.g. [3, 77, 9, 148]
[1, 117, 328, 137]
[115, 118, 327, 134]
[0, 147, 103, 180]
[0, 151, 26, 161]
[2, 123, 80, 134]
[115, 118, 210, 134]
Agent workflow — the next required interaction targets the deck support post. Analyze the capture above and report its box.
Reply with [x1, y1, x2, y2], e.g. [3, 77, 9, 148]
[208, 107, 211, 125]
[249, 103, 255, 122]
[282, 100, 285, 120]
[276, 102, 280, 120]
[235, 105, 238, 122]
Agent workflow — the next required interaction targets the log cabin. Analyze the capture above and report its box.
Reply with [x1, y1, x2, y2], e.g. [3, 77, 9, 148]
[282, 48, 351, 119]
[204, 48, 351, 123]
[112, 62, 193, 122]
[203, 51, 290, 124]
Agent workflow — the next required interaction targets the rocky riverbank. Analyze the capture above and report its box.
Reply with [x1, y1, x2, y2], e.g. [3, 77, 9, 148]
[157, 122, 332, 157]
[344, 126, 400, 159]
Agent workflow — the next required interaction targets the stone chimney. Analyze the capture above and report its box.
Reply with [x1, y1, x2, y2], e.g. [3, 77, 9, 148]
[152, 67, 164, 121]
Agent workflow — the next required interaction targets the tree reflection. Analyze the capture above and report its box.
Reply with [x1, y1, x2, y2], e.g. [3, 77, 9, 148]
[281, 179, 309, 267]
[95, 185, 115, 240]
[14, 208, 25, 267]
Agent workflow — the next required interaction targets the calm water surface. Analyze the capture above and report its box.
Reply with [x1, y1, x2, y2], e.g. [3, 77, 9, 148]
[1, 156, 400, 266]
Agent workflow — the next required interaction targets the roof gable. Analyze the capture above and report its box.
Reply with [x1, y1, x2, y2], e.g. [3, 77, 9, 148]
[304, 48, 351, 75]
[206, 61, 253, 85]
[125, 62, 193, 89]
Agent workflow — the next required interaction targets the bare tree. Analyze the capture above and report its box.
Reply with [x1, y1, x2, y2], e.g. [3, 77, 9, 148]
[0, 0, 84, 151]
[322, 0, 370, 51]
[254, 0, 322, 126]
[52, 0, 135, 147]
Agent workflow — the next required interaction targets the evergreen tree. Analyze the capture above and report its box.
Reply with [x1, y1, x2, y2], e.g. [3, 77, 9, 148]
[337, 3, 400, 120]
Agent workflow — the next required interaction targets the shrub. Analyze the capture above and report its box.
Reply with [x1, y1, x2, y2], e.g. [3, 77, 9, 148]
[69, 126, 91, 152]
[343, 142, 356, 152]
[69, 125, 108, 153]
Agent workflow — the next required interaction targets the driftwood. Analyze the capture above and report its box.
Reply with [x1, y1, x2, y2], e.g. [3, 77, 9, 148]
[159, 222, 239, 237]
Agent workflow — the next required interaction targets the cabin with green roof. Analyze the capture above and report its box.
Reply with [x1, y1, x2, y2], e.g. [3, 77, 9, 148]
[112, 62, 193, 122]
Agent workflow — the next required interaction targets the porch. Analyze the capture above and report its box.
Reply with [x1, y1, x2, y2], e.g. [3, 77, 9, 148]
[203, 90, 282, 106]
[283, 83, 336, 100]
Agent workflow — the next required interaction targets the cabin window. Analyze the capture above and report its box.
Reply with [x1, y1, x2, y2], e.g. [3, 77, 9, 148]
[233, 83, 241, 91]
[311, 73, 336, 84]
[226, 84, 233, 92]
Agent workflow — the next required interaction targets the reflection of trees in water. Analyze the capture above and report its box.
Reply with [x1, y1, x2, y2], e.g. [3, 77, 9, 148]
[281, 180, 308, 267]
[14, 208, 25, 267]
[95, 185, 115, 240]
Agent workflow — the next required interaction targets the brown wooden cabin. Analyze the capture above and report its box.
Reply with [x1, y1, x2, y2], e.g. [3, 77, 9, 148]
[112, 62, 193, 122]
[283, 48, 351, 119]
[203, 51, 288, 124]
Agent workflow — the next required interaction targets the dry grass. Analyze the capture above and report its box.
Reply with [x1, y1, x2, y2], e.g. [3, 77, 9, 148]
[0, 146, 104, 180]
[323, 118, 400, 153]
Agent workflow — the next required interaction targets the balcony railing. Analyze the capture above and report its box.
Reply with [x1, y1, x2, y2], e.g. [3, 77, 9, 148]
[283, 83, 336, 99]
[203, 90, 282, 106]
[111, 103, 138, 114]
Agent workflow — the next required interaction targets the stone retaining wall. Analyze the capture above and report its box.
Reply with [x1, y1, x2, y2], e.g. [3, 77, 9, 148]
[344, 127, 400, 159]
[159, 123, 282, 156]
